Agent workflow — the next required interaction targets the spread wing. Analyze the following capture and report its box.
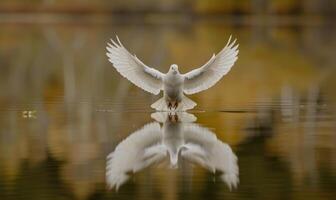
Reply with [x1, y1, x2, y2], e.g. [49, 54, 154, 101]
[106, 36, 165, 95]
[182, 123, 239, 189]
[106, 122, 165, 190]
[183, 36, 239, 95]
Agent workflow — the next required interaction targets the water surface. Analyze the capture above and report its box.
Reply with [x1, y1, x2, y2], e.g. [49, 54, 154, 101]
[0, 21, 336, 200]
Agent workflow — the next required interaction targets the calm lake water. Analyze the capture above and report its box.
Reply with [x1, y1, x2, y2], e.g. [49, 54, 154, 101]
[0, 20, 336, 200]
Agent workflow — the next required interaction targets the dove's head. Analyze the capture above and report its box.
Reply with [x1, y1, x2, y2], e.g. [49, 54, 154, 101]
[169, 64, 179, 75]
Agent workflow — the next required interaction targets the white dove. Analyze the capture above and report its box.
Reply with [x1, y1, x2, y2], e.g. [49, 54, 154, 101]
[106, 36, 239, 111]
[106, 112, 238, 190]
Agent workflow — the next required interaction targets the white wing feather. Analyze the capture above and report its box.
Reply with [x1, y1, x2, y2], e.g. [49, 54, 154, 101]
[182, 123, 239, 189]
[106, 122, 165, 190]
[183, 36, 239, 95]
[106, 36, 165, 95]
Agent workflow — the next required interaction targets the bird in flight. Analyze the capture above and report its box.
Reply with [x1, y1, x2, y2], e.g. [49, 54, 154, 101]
[106, 36, 239, 111]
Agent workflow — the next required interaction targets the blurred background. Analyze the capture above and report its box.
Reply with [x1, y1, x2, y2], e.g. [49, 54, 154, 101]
[0, 0, 336, 200]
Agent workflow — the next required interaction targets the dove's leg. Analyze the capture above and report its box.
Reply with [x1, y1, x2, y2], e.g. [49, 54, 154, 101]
[168, 102, 172, 110]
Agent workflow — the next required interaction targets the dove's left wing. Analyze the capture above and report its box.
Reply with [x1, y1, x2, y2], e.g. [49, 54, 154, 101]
[183, 36, 239, 95]
[106, 37, 165, 95]
[182, 123, 239, 189]
[181, 123, 218, 171]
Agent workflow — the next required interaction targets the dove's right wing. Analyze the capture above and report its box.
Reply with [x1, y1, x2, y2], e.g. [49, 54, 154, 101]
[106, 122, 164, 190]
[182, 36, 239, 95]
[106, 37, 165, 95]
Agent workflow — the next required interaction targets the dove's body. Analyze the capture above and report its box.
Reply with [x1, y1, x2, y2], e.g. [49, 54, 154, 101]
[163, 69, 184, 109]
[106, 36, 239, 111]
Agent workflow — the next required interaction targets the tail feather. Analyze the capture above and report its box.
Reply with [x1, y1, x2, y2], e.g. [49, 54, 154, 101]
[178, 96, 197, 111]
[151, 97, 168, 111]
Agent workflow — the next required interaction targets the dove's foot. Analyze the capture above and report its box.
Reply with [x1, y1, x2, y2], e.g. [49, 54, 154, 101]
[168, 113, 179, 122]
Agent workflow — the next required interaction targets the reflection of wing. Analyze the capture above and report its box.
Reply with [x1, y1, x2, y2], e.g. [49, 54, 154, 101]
[182, 123, 239, 189]
[106, 36, 165, 94]
[183, 36, 239, 94]
[106, 122, 165, 190]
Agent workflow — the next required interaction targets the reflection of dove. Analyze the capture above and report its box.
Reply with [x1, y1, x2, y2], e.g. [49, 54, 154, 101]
[106, 112, 239, 190]
[106, 36, 239, 111]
